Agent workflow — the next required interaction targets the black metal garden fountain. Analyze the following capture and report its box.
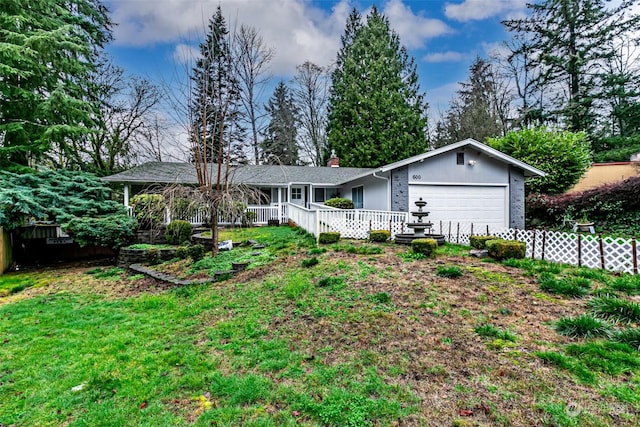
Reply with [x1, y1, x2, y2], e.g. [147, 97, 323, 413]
[394, 198, 446, 245]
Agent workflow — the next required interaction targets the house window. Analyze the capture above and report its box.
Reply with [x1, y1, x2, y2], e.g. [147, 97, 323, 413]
[456, 152, 465, 165]
[291, 188, 302, 200]
[314, 188, 340, 203]
[351, 186, 363, 209]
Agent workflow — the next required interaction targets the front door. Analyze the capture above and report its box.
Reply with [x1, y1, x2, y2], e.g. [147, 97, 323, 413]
[291, 186, 305, 206]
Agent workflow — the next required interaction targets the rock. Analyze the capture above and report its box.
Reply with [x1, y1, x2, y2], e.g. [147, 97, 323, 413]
[469, 249, 489, 258]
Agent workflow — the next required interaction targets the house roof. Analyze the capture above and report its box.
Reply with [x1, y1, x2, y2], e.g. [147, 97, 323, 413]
[377, 138, 546, 177]
[101, 162, 374, 187]
[102, 139, 545, 188]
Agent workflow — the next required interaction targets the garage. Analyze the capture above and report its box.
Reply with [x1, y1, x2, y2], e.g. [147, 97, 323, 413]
[408, 184, 508, 228]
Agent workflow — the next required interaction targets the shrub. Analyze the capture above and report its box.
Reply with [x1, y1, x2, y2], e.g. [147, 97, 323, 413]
[526, 175, 640, 229]
[469, 235, 497, 249]
[555, 315, 611, 339]
[130, 194, 166, 229]
[588, 296, 640, 324]
[436, 265, 463, 278]
[538, 273, 591, 297]
[165, 220, 192, 245]
[369, 229, 390, 242]
[487, 127, 591, 195]
[241, 211, 257, 228]
[324, 197, 354, 209]
[63, 214, 137, 250]
[187, 244, 205, 261]
[147, 247, 161, 265]
[319, 232, 340, 244]
[485, 239, 525, 260]
[370, 292, 391, 304]
[411, 238, 437, 256]
[175, 246, 189, 259]
[301, 257, 319, 268]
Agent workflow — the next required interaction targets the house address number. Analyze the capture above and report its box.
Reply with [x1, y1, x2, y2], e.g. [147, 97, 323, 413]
[412, 174, 422, 180]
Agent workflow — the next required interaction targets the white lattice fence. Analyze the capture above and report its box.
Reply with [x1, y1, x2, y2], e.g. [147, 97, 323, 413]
[287, 208, 639, 275]
[488, 228, 638, 275]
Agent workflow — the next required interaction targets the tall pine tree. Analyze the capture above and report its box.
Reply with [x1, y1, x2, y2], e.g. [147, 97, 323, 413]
[503, 0, 640, 134]
[327, 6, 428, 168]
[190, 6, 245, 166]
[433, 57, 510, 147]
[0, 0, 112, 169]
[262, 82, 299, 165]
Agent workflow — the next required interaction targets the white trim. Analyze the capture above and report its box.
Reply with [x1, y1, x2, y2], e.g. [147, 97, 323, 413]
[408, 181, 509, 187]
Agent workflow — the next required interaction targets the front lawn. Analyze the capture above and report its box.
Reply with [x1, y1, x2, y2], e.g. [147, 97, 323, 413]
[1, 226, 640, 426]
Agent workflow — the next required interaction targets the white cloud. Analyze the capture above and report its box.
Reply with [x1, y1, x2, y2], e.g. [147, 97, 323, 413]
[106, 0, 350, 75]
[172, 43, 199, 64]
[382, 0, 453, 49]
[444, 0, 527, 22]
[423, 51, 466, 63]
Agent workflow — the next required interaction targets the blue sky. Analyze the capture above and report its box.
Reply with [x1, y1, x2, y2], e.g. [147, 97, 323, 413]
[104, 0, 528, 117]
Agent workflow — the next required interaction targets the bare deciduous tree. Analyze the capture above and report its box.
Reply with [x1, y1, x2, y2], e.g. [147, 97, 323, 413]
[234, 24, 274, 164]
[292, 61, 329, 166]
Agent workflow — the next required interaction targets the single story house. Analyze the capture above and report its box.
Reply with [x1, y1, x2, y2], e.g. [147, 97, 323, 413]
[102, 139, 545, 229]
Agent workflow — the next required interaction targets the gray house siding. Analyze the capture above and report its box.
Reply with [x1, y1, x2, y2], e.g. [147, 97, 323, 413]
[407, 150, 509, 185]
[509, 167, 525, 229]
[391, 167, 409, 212]
[341, 174, 389, 211]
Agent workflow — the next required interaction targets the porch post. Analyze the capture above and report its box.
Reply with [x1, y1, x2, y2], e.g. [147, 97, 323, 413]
[124, 184, 130, 207]
[278, 187, 283, 223]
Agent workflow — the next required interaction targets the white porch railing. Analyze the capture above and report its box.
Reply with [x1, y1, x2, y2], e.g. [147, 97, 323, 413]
[287, 203, 317, 235]
[127, 204, 288, 226]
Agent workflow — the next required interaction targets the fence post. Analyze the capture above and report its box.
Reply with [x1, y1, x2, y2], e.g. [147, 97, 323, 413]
[456, 222, 460, 244]
[599, 233, 605, 270]
[514, 228, 518, 241]
[531, 230, 536, 260]
[389, 220, 392, 236]
[448, 221, 452, 242]
[471, 222, 474, 236]
[440, 220, 443, 234]
[486, 224, 490, 236]
[633, 238, 638, 275]
[578, 234, 582, 267]
[541, 230, 547, 261]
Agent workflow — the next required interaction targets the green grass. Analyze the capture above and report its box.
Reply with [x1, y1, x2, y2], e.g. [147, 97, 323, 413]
[474, 323, 517, 342]
[332, 243, 384, 255]
[538, 272, 591, 297]
[554, 314, 611, 339]
[588, 296, 640, 324]
[436, 265, 463, 278]
[0, 276, 36, 296]
[2, 230, 640, 426]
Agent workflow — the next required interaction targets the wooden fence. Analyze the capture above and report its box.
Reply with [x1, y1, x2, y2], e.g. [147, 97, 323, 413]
[0, 227, 12, 275]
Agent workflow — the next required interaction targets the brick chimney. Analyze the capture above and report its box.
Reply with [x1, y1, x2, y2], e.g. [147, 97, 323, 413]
[327, 150, 339, 167]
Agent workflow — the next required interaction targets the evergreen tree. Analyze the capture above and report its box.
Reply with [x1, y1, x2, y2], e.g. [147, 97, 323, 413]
[190, 6, 245, 165]
[503, 0, 640, 134]
[433, 57, 510, 147]
[0, 0, 112, 169]
[327, 6, 428, 168]
[262, 82, 299, 165]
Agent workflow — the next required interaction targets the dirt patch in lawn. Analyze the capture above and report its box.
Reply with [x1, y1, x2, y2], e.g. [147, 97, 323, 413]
[261, 246, 614, 425]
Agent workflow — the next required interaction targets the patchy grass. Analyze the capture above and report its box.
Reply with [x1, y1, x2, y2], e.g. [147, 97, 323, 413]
[2, 228, 640, 426]
[555, 315, 612, 339]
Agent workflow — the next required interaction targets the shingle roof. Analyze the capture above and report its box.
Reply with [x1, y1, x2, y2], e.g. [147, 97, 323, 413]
[101, 162, 373, 186]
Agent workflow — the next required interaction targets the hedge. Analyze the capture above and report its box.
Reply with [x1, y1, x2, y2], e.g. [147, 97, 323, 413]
[369, 229, 390, 242]
[412, 238, 438, 256]
[486, 239, 526, 260]
[470, 235, 497, 249]
[324, 198, 354, 209]
[319, 232, 341, 244]
[165, 220, 192, 245]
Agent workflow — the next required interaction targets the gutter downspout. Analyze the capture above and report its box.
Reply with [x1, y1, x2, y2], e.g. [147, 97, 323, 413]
[372, 171, 390, 211]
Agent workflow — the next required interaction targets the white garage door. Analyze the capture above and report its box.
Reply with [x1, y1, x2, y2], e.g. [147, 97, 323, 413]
[408, 185, 508, 228]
